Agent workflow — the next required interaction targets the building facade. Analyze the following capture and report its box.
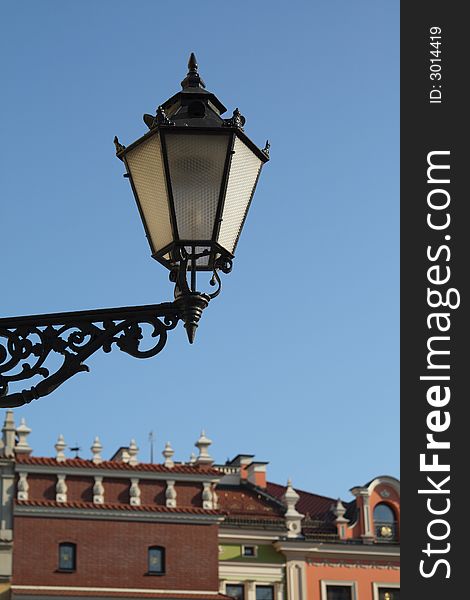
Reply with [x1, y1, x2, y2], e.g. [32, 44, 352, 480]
[215, 457, 400, 600]
[0, 412, 399, 600]
[1, 412, 226, 599]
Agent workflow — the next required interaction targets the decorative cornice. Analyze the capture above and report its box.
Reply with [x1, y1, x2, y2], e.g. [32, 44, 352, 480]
[14, 500, 224, 525]
[307, 559, 400, 570]
[274, 540, 400, 560]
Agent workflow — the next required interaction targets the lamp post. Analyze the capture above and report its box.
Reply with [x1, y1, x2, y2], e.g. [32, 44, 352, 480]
[0, 53, 269, 409]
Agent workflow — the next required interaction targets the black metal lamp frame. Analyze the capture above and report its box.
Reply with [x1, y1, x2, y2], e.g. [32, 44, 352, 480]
[118, 124, 268, 273]
[0, 53, 268, 410]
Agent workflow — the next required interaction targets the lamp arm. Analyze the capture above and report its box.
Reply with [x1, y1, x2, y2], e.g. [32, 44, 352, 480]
[0, 302, 180, 408]
[0, 251, 234, 408]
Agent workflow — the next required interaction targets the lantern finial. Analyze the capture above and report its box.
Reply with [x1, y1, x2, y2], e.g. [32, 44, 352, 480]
[181, 52, 205, 90]
[188, 52, 198, 72]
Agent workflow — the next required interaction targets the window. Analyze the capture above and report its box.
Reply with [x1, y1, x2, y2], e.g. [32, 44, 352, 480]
[374, 503, 395, 522]
[58, 543, 76, 571]
[226, 584, 244, 599]
[148, 546, 165, 574]
[374, 503, 398, 541]
[379, 589, 400, 600]
[256, 585, 274, 600]
[242, 545, 257, 557]
[326, 585, 353, 600]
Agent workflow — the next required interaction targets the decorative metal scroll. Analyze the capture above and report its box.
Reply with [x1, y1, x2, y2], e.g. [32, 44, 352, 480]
[169, 246, 233, 301]
[0, 303, 180, 408]
[223, 108, 246, 130]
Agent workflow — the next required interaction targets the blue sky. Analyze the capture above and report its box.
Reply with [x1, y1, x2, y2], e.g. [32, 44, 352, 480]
[0, 0, 398, 500]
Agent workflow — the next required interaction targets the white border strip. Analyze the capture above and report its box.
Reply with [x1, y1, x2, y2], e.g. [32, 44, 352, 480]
[12, 584, 220, 595]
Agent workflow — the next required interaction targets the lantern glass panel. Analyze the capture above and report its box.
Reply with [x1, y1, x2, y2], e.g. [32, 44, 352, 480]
[184, 245, 211, 268]
[125, 133, 173, 254]
[217, 136, 263, 254]
[165, 133, 230, 240]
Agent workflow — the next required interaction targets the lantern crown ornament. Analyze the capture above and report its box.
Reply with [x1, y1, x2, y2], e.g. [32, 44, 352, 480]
[114, 52, 269, 283]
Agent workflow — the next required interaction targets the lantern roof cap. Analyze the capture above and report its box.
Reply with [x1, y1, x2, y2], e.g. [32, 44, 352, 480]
[156, 52, 228, 125]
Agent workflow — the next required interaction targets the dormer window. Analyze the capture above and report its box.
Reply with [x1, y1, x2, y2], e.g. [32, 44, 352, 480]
[374, 503, 398, 542]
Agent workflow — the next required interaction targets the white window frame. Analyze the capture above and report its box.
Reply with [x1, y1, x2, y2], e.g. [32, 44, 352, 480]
[372, 581, 400, 600]
[241, 544, 258, 557]
[321, 580, 358, 600]
[224, 581, 246, 599]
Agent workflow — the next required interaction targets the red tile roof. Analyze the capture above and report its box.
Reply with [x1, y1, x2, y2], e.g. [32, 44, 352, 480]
[15, 499, 220, 516]
[15, 455, 220, 476]
[266, 481, 336, 520]
[217, 485, 284, 518]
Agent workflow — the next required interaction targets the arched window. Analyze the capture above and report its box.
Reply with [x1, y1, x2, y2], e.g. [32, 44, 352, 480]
[374, 503, 397, 541]
[58, 542, 76, 571]
[148, 546, 165, 574]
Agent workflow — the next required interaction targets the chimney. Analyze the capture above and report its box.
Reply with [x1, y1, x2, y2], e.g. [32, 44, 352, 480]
[226, 454, 255, 480]
[246, 461, 268, 488]
[109, 447, 131, 463]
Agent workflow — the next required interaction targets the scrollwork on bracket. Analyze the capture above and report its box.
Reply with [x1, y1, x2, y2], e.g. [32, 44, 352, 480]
[0, 304, 179, 408]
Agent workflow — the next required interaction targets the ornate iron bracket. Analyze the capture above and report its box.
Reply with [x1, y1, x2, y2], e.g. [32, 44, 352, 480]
[0, 303, 181, 409]
[0, 253, 233, 409]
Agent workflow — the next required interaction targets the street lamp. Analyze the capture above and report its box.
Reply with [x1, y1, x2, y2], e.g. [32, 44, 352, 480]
[0, 53, 269, 409]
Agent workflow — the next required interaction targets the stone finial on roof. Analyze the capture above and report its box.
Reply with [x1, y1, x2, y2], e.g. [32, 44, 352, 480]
[15, 418, 32, 456]
[283, 479, 300, 512]
[195, 430, 213, 466]
[1, 410, 16, 458]
[333, 498, 349, 540]
[55, 434, 67, 462]
[282, 479, 304, 539]
[163, 442, 175, 468]
[333, 498, 348, 522]
[189, 452, 196, 465]
[91, 436, 103, 464]
[128, 439, 139, 466]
